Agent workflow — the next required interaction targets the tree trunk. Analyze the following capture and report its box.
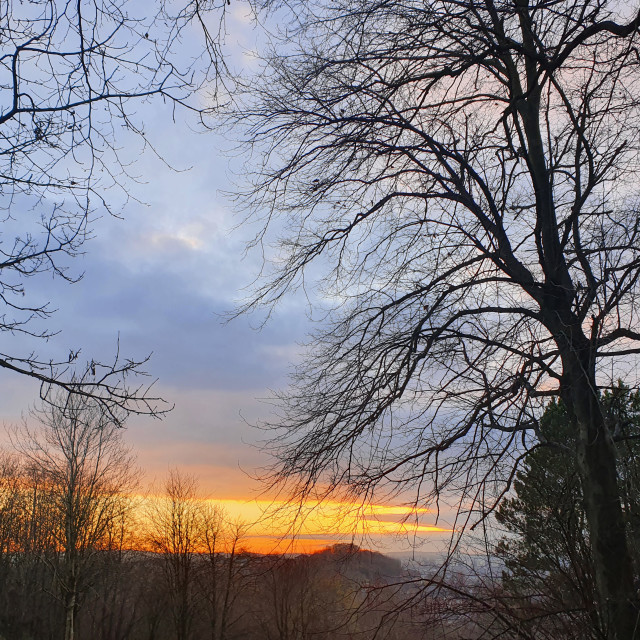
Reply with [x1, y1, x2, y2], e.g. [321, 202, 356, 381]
[564, 350, 639, 639]
[64, 590, 76, 640]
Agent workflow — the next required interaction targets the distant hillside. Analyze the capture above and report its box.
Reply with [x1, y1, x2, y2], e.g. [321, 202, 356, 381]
[309, 543, 404, 583]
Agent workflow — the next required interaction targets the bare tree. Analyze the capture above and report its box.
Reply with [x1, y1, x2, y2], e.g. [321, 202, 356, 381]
[238, 1, 640, 637]
[0, 449, 28, 623]
[12, 389, 139, 640]
[199, 504, 248, 640]
[146, 469, 203, 640]
[0, 451, 25, 556]
[0, 0, 228, 416]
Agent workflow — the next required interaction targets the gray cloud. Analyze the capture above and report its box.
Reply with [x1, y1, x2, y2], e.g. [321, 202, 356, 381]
[0, 100, 312, 495]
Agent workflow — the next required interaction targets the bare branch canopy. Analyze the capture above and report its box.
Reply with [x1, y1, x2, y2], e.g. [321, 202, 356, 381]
[0, 0, 227, 418]
[237, 1, 640, 637]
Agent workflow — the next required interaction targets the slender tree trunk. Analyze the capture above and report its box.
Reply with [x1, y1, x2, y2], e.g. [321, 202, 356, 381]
[564, 348, 639, 639]
[64, 590, 76, 640]
[209, 555, 218, 640]
[219, 544, 237, 640]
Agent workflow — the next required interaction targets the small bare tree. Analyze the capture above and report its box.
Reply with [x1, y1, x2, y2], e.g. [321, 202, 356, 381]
[199, 504, 248, 640]
[238, 1, 640, 637]
[146, 469, 203, 640]
[0, 452, 25, 556]
[146, 472, 251, 640]
[12, 388, 139, 640]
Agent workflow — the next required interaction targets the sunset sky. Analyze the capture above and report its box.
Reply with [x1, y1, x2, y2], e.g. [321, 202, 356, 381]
[0, 4, 452, 554]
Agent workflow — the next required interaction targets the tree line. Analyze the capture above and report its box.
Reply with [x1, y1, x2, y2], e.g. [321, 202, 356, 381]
[0, 391, 432, 640]
[2, 385, 638, 639]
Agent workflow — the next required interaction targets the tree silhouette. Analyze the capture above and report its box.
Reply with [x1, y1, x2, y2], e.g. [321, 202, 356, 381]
[12, 389, 139, 640]
[239, 2, 640, 636]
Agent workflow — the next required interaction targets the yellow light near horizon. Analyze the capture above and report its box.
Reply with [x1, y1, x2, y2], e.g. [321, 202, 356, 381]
[133, 494, 451, 554]
[206, 497, 451, 547]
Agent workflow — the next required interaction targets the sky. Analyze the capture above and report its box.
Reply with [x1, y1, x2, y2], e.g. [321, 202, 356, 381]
[0, 2, 453, 554]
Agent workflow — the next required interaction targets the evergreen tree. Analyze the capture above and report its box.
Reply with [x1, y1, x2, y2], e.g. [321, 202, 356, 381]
[496, 387, 640, 638]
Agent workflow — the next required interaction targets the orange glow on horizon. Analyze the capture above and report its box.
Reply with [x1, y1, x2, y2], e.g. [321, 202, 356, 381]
[134, 494, 452, 554]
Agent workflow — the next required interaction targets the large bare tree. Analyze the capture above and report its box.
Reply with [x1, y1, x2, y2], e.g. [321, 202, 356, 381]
[0, 0, 226, 417]
[238, 1, 640, 637]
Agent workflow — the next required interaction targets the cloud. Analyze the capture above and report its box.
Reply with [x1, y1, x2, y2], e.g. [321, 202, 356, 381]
[0, 103, 311, 506]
